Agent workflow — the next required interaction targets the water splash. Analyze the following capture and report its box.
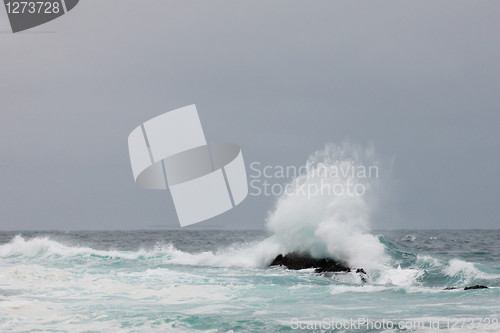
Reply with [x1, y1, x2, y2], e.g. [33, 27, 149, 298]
[265, 142, 388, 271]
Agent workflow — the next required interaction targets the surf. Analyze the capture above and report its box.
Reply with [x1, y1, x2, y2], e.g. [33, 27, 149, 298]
[1, 143, 498, 290]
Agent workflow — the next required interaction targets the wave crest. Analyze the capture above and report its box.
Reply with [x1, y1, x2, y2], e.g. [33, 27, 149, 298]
[265, 142, 388, 271]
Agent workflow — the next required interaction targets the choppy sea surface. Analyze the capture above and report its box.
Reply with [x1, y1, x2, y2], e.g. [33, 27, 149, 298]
[0, 229, 498, 332]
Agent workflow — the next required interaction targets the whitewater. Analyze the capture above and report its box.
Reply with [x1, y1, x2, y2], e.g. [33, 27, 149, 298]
[1, 143, 499, 332]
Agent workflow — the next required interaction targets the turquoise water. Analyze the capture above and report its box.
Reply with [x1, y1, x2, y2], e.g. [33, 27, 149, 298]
[0, 230, 498, 332]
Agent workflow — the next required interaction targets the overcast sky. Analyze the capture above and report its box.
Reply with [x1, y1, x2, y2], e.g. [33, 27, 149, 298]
[1, 1, 499, 230]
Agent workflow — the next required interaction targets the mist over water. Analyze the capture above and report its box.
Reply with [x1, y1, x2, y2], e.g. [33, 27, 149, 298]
[264, 142, 387, 271]
[0, 230, 499, 332]
[0, 143, 498, 332]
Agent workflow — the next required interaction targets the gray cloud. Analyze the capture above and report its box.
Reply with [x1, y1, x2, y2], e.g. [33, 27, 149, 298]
[1, 0, 499, 230]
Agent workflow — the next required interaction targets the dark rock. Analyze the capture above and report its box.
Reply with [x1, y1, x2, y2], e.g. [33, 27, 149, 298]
[356, 268, 367, 275]
[464, 285, 488, 290]
[444, 285, 488, 291]
[270, 252, 369, 282]
[270, 252, 351, 273]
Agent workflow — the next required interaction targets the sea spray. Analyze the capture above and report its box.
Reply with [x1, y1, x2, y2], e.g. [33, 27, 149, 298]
[265, 142, 388, 271]
[1, 232, 497, 287]
[1, 230, 498, 332]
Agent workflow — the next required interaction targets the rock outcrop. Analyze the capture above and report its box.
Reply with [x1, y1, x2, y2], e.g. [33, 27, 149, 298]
[464, 285, 488, 290]
[270, 252, 367, 281]
[270, 252, 351, 272]
[444, 285, 488, 291]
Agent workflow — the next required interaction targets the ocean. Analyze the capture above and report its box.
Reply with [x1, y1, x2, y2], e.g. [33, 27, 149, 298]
[0, 229, 498, 332]
[1, 144, 498, 332]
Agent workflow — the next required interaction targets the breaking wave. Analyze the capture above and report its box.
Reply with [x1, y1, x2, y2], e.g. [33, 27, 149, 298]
[0, 234, 497, 288]
[264, 142, 387, 271]
[1, 143, 497, 289]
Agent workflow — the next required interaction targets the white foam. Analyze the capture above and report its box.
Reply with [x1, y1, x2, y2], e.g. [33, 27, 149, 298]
[443, 259, 498, 283]
[0, 235, 156, 260]
[375, 265, 424, 286]
[265, 142, 389, 272]
[328, 284, 391, 295]
[0, 235, 276, 269]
